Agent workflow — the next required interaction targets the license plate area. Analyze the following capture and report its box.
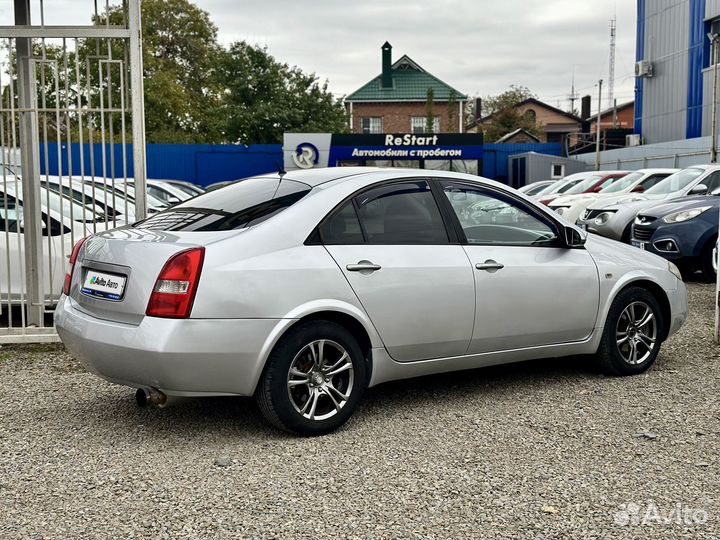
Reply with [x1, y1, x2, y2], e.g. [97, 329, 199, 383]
[81, 268, 127, 301]
[631, 240, 646, 250]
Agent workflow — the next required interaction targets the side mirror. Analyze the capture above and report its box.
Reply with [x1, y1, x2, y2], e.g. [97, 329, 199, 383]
[690, 184, 708, 195]
[563, 225, 586, 248]
[591, 185, 603, 192]
[632, 185, 645, 193]
[167, 196, 181, 204]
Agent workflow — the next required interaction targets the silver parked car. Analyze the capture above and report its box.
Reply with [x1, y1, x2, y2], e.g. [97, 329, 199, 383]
[55, 168, 688, 435]
[577, 165, 720, 242]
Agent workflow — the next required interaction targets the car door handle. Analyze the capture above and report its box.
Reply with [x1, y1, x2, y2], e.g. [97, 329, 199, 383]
[346, 261, 382, 272]
[475, 260, 504, 272]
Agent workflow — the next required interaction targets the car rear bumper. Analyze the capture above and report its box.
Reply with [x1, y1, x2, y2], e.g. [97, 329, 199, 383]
[54, 296, 280, 396]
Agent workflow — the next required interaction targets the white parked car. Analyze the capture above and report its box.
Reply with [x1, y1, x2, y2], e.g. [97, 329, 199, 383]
[1, 181, 107, 303]
[532, 171, 597, 203]
[56, 168, 688, 435]
[550, 169, 678, 224]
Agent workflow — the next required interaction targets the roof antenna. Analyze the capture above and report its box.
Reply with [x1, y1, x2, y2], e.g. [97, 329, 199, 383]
[276, 158, 286, 180]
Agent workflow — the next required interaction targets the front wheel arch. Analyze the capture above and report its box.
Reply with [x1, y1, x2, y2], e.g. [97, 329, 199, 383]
[608, 280, 671, 342]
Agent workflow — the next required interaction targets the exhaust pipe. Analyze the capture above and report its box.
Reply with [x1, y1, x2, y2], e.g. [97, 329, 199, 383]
[135, 387, 167, 408]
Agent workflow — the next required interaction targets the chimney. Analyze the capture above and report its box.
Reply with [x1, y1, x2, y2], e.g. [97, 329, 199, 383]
[581, 94, 591, 132]
[381, 42, 392, 89]
[474, 97, 482, 121]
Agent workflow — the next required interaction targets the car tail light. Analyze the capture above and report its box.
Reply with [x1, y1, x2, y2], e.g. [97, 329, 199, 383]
[62, 236, 89, 296]
[146, 247, 205, 319]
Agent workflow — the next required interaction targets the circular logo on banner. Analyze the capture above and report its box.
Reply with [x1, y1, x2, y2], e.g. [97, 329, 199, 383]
[292, 142, 319, 169]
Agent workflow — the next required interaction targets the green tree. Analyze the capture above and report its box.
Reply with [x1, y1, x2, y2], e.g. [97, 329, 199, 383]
[425, 87, 435, 134]
[481, 85, 543, 142]
[85, 0, 225, 144]
[216, 41, 348, 144]
[447, 89, 457, 133]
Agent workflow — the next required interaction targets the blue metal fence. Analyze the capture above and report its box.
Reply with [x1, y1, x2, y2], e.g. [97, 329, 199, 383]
[41, 141, 562, 185]
[40, 142, 284, 187]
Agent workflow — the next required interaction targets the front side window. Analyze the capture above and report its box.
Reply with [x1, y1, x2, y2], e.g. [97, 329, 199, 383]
[645, 168, 703, 194]
[361, 117, 383, 134]
[136, 177, 311, 231]
[640, 174, 671, 190]
[701, 171, 720, 193]
[441, 182, 557, 246]
[410, 116, 441, 134]
[353, 181, 448, 244]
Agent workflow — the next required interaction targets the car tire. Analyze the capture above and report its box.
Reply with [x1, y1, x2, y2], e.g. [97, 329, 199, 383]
[699, 239, 717, 282]
[594, 286, 664, 376]
[256, 320, 367, 436]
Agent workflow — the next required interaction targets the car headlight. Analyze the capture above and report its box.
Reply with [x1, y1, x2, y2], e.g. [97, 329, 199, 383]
[594, 212, 612, 225]
[668, 261, 683, 281]
[662, 206, 711, 223]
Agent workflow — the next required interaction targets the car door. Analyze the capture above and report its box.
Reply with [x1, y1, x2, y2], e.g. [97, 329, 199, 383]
[320, 179, 475, 362]
[436, 180, 600, 354]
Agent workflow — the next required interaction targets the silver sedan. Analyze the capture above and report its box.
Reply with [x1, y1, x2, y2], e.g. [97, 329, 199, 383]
[55, 168, 688, 435]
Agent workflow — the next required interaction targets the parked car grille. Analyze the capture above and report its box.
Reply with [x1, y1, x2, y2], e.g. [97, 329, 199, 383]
[633, 226, 654, 241]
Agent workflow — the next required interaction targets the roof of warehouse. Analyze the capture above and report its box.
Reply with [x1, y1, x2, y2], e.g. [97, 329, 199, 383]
[345, 55, 468, 102]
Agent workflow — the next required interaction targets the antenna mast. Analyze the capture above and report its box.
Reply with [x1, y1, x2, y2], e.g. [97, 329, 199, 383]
[608, 16, 616, 109]
[568, 68, 578, 113]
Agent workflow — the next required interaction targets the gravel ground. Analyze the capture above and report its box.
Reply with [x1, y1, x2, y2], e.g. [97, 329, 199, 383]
[1, 282, 719, 540]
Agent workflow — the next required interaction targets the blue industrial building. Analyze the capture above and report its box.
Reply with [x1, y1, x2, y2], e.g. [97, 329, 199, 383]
[634, 0, 720, 143]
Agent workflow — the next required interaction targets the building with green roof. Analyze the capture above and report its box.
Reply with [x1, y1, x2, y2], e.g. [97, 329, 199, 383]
[344, 42, 468, 134]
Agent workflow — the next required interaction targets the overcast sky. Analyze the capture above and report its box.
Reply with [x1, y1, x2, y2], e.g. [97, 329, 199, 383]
[1, 0, 636, 114]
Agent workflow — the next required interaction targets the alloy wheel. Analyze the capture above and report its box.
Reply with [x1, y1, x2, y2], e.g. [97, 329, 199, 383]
[286, 339, 355, 421]
[615, 301, 657, 365]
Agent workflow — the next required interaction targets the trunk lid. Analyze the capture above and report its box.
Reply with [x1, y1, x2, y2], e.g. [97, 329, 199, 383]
[71, 227, 237, 324]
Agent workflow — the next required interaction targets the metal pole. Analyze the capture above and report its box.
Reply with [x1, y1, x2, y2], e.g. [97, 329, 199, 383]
[613, 98, 618, 128]
[712, 36, 720, 342]
[595, 79, 603, 170]
[128, 0, 147, 220]
[711, 38, 719, 164]
[14, 0, 45, 327]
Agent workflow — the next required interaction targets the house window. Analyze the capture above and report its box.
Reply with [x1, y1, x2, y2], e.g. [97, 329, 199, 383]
[411, 116, 440, 134]
[361, 117, 383, 134]
[551, 164, 565, 179]
[524, 109, 536, 122]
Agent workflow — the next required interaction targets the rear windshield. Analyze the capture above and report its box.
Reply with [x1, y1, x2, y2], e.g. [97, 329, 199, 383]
[134, 177, 311, 231]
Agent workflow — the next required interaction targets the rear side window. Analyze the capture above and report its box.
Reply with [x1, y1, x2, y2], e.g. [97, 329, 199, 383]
[135, 177, 311, 231]
[354, 181, 448, 244]
[319, 202, 364, 244]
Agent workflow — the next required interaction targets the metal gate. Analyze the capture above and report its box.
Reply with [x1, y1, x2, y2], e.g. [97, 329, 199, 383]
[0, 0, 147, 342]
